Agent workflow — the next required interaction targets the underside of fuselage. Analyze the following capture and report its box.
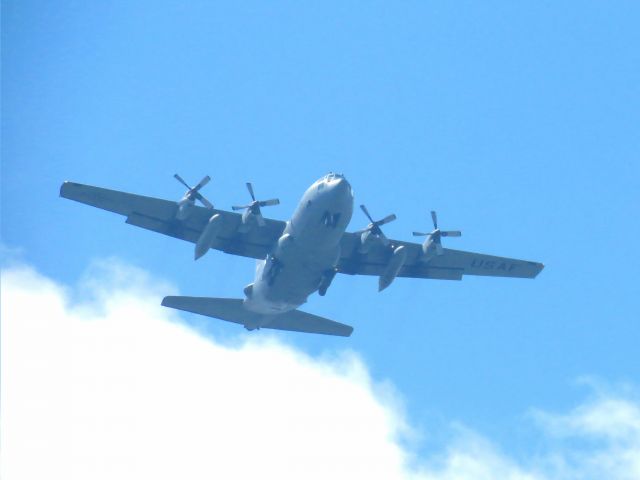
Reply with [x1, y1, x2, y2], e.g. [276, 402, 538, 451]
[243, 173, 353, 315]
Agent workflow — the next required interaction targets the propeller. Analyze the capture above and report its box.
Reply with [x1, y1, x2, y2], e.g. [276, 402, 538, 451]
[174, 174, 214, 209]
[356, 204, 397, 245]
[232, 182, 280, 226]
[412, 210, 461, 255]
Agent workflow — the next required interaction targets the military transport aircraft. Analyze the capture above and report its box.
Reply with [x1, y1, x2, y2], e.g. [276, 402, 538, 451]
[60, 173, 543, 337]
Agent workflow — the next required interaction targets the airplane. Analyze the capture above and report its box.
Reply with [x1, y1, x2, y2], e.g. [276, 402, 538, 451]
[60, 173, 544, 337]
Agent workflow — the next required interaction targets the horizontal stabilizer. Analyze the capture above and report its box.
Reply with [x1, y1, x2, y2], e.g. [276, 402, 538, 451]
[162, 296, 353, 337]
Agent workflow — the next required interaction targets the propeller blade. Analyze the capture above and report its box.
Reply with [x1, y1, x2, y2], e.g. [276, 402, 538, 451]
[360, 204, 374, 223]
[435, 243, 444, 255]
[441, 230, 462, 237]
[431, 210, 438, 229]
[378, 214, 397, 226]
[232, 204, 251, 211]
[174, 174, 191, 190]
[196, 193, 214, 209]
[194, 175, 211, 191]
[412, 231, 429, 236]
[246, 182, 256, 201]
[256, 213, 266, 227]
[259, 198, 280, 207]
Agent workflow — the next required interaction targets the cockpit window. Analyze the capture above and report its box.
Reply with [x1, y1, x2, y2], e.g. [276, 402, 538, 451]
[324, 172, 344, 181]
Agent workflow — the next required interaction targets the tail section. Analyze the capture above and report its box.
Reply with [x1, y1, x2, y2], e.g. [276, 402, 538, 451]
[161, 296, 353, 337]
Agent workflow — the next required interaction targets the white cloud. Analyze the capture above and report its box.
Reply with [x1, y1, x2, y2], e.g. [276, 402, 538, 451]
[2, 260, 639, 480]
[532, 388, 640, 480]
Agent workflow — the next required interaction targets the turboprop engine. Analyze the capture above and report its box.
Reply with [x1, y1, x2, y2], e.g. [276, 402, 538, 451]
[173, 174, 214, 220]
[355, 204, 396, 253]
[412, 210, 461, 257]
[232, 182, 279, 227]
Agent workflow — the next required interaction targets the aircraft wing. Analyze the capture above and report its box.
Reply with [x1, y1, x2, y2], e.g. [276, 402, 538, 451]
[338, 232, 544, 280]
[60, 181, 286, 259]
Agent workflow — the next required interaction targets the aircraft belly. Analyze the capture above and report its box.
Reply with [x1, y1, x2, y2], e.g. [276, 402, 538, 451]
[268, 271, 315, 304]
[248, 243, 340, 314]
[243, 179, 351, 315]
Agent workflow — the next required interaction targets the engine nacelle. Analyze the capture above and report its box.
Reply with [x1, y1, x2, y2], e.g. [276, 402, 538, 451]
[358, 230, 378, 253]
[241, 208, 254, 225]
[194, 213, 222, 260]
[421, 237, 443, 257]
[176, 198, 194, 220]
[378, 245, 407, 291]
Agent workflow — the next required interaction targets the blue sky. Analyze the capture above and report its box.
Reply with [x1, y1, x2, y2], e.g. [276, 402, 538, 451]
[3, 0, 640, 469]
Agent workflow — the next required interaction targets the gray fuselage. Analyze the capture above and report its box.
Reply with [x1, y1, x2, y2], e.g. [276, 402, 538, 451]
[243, 173, 353, 314]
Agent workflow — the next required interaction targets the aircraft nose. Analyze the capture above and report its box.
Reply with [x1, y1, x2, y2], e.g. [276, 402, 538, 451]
[329, 176, 352, 197]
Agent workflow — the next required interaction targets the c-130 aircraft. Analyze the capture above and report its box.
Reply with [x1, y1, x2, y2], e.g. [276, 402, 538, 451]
[60, 173, 543, 337]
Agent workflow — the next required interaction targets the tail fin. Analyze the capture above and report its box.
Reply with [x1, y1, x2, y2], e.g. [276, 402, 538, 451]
[161, 296, 353, 337]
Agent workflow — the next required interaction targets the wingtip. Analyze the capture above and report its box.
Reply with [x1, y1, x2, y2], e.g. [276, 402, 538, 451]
[59, 180, 80, 198]
[161, 296, 174, 307]
[59, 181, 70, 197]
[523, 260, 545, 278]
[337, 325, 354, 337]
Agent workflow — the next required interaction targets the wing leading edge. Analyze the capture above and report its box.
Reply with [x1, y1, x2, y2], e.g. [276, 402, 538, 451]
[60, 181, 543, 281]
[338, 232, 543, 280]
[60, 181, 285, 260]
